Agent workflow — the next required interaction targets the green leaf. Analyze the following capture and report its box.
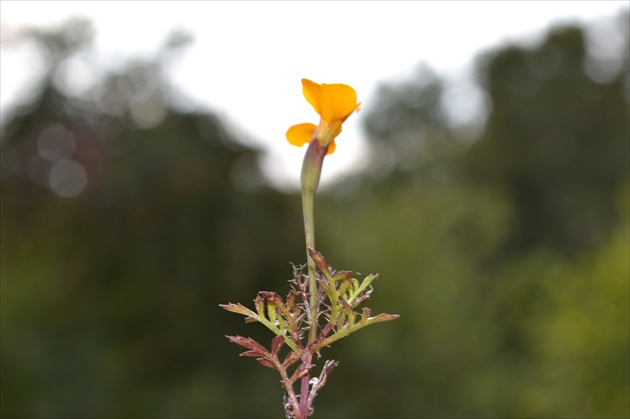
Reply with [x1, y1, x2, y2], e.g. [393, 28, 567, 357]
[220, 303, 258, 320]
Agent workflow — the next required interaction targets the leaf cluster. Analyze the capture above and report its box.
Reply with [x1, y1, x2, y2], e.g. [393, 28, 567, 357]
[220, 249, 398, 418]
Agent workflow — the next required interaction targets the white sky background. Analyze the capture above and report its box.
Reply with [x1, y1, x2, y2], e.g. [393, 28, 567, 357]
[1, 1, 627, 190]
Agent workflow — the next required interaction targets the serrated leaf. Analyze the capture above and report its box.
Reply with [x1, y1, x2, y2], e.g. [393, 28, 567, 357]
[267, 303, 277, 323]
[367, 313, 400, 323]
[271, 335, 284, 356]
[360, 273, 378, 289]
[290, 362, 312, 382]
[226, 335, 267, 353]
[336, 312, 347, 330]
[282, 349, 302, 368]
[361, 307, 372, 322]
[340, 299, 354, 317]
[240, 350, 267, 358]
[338, 282, 353, 297]
[286, 291, 296, 310]
[334, 271, 353, 285]
[307, 360, 338, 404]
[257, 357, 276, 369]
[308, 248, 332, 276]
[220, 303, 257, 319]
[254, 295, 265, 319]
[351, 287, 373, 306]
[317, 278, 333, 296]
[260, 291, 282, 304]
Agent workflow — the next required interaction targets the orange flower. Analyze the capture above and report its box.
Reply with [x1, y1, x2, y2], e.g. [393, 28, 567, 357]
[286, 79, 360, 154]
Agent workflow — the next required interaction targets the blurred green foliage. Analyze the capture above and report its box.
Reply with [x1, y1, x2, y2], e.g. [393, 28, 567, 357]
[1, 15, 628, 418]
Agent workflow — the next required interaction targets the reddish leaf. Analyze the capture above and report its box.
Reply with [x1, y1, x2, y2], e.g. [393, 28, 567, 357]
[308, 248, 330, 274]
[260, 291, 282, 304]
[361, 307, 372, 319]
[238, 350, 265, 358]
[257, 357, 276, 369]
[225, 335, 267, 353]
[286, 291, 296, 309]
[282, 349, 302, 368]
[271, 335, 285, 355]
[290, 362, 312, 382]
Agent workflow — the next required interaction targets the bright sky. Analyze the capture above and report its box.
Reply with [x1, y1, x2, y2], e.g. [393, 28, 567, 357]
[1, 1, 627, 189]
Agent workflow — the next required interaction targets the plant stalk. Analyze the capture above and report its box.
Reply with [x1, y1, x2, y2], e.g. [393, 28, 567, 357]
[300, 139, 326, 343]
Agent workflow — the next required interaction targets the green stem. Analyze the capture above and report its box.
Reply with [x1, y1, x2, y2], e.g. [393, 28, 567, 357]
[300, 140, 327, 343]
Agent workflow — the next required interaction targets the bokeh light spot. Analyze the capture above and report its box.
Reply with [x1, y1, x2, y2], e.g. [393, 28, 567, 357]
[48, 159, 88, 198]
[37, 123, 76, 162]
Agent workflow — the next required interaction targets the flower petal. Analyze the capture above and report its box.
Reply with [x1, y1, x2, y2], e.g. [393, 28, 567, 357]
[326, 140, 336, 155]
[286, 123, 317, 147]
[302, 79, 322, 117]
[302, 79, 358, 122]
[319, 83, 358, 122]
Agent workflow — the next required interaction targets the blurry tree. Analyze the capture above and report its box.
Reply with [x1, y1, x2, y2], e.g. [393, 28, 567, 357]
[465, 22, 629, 255]
[314, 14, 629, 419]
[1, 19, 304, 418]
[361, 65, 461, 188]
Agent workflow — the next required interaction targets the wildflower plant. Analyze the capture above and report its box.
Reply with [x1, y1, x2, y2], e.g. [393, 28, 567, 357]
[221, 79, 399, 419]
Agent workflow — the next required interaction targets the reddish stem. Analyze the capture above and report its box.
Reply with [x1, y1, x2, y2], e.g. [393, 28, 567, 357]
[298, 350, 312, 418]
